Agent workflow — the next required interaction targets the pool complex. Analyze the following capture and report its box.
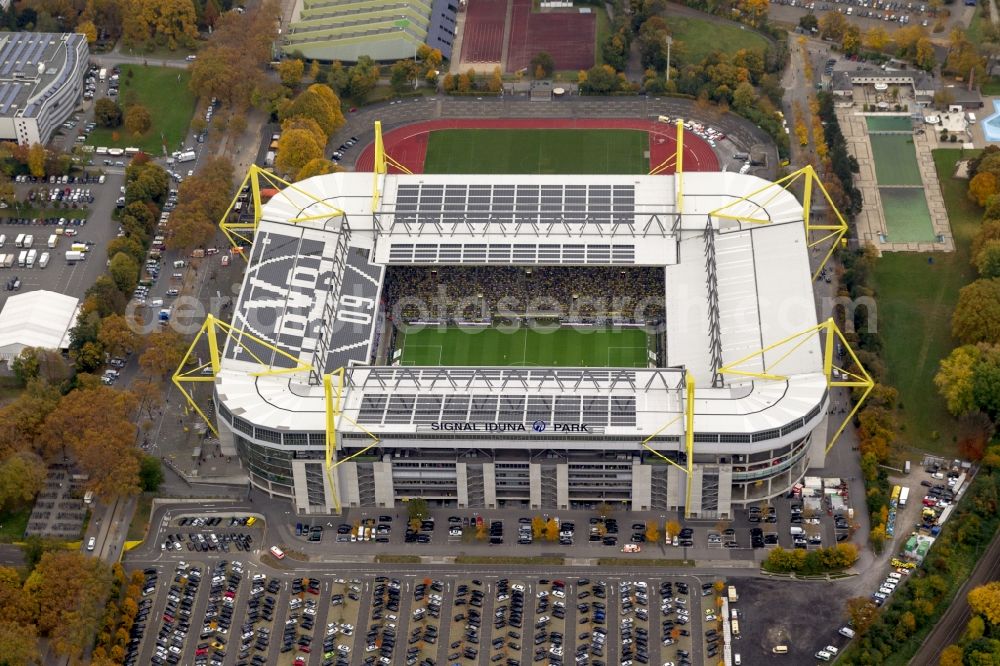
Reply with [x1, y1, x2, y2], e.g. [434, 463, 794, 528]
[864, 116, 936, 243]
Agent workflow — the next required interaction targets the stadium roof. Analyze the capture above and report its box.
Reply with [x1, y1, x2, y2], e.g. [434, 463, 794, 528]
[216, 170, 823, 441]
[0, 290, 79, 360]
[283, 0, 457, 62]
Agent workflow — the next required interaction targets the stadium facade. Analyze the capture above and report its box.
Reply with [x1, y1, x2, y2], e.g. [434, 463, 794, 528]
[213, 170, 832, 518]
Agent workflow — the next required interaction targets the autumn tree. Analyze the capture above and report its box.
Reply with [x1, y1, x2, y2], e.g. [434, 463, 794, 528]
[297, 158, 338, 181]
[122, 0, 198, 50]
[939, 644, 964, 666]
[166, 156, 234, 250]
[544, 518, 560, 541]
[27, 144, 46, 178]
[390, 59, 421, 93]
[0, 379, 61, 459]
[0, 451, 46, 512]
[123, 104, 152, 136]
[95, 98, 123, 127]
[819, 11, 849, 40]
[278, 58, 305, 88]
[645, 521, 661, 544]
[864, 26, 890, 52]
[953, 279, 1000, 345]
[0, 620, 40, 665]
[487, 66, 503, 93]
[98, 313, 140, 358]
[38, 386, 140, 499]
[531, 515, 545, 540]
[76, 18, 98, 43]
[969, 172, 998, 207]
[25, 551, 112, 659]
[275, 128, 324, 175]
[283, 84, 345, 139]
[139, 329, 187, 379]
[665, 520, 681, 539]
[936, 344, 991, 416]
[969, 582, 1000, 626]
[280, 115, 327, 150]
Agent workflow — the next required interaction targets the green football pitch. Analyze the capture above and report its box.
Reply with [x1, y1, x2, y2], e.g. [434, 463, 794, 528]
[397, 326, 649, 367]
[422, 129, 649, 174]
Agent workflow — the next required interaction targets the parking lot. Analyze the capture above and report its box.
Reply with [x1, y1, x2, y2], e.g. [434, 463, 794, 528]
[128, 522, 724, 666]
[769, 0, 961, 31]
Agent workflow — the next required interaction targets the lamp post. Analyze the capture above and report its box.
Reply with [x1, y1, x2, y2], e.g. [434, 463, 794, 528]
[665, 35, 673, 83]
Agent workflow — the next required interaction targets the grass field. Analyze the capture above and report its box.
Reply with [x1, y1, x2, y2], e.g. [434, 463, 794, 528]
[868, 134, 923, 186]
[423, 129, 649, 174]
[664, 15, 769, 65]
[872, 149, 979, 454]
[398, 326, 649, 367]
[87, 64, 196, 154]
[0, 505, 31, 543]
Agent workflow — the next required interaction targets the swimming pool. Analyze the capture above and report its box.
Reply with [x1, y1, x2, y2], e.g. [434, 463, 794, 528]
[984, 99, 1000, 142]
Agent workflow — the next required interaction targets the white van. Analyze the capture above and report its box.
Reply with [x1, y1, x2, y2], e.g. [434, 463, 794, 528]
[789, 526, 805, 535]
[816, 650, 832, 661]
[772, 645, 788, 654]
[0, 234, 5, 247]
[839, 627, 856, 638]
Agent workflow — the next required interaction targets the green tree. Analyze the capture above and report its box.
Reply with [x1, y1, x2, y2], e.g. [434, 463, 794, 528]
[799, 13, 819, 31]
[579, 64, 619, 94]
[108, 252, 139, 294]
[406, 498, 429, 521]
[345, 56, 379, 100]
[530, 52, 555, 78]
[94, 98, 123, 128]
[138, 454, 163, 492]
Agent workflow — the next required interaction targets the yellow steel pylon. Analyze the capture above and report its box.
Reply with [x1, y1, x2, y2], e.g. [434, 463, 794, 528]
[639, 372, 696, 518]
[172, 314, 315, 437]
[707, 164, 849, 281]
[219, 165, 347, 260]
[322, 369, 381, 514]
[371, 120, 413, 213]
[716, 317, 874, 453]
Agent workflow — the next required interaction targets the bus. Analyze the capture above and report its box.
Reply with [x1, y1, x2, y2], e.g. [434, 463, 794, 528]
[728, 585, 738, 603]
[732, 619, 741, 638]
[890, 485, 901, 504]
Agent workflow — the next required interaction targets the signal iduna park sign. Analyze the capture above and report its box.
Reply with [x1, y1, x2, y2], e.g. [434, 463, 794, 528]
[426, 420, 592, 433]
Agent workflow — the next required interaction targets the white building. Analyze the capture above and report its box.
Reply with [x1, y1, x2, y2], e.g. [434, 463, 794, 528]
[213, 170, 831, 517]
[0, 290, 79, 361]
[0, 33, 89, 146]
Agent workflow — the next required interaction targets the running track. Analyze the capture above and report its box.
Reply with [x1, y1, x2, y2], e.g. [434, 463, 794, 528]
[355, 118, 720, 174]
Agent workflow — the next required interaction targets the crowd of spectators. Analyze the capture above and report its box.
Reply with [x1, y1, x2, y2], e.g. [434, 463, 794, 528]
[382, 266, 666, 323]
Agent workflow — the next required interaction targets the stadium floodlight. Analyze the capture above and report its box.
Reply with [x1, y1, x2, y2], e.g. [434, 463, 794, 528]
[371, 120, 413, 212]
[218, 165, 347, 259]
[172, 314, 315, 438]
[173, 317, 380, 514]
[640, 372, 696, 518]
[323, 369, 381, 514]
[707, 164, 849, 281]
[716, 317, 874, 454]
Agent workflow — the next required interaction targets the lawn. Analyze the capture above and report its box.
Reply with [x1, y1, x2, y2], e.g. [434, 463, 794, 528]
[663, 15, 769, 65]
[0, 505, 31, 543]
[594, 2, 612, 67]
[127, 494, 153, 542]
[872, 149, 980, 455]
[398, 326, 650, 367]
[86, 64, 196, 155]
[423, 129, 649, 174]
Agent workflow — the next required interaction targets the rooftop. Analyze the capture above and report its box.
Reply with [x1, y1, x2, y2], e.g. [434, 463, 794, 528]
[215, 170, 823, 438]
[0, 32, 86, 118]
[0, 289, 79, 356]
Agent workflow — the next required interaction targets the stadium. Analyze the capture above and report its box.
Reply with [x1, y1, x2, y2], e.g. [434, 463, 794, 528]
[193, 122, 865, 518]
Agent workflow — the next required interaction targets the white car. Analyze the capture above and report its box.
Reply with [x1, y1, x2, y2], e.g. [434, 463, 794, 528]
[512, 584, 525, 592]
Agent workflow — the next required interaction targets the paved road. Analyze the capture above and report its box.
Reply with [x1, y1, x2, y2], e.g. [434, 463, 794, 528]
[911, 526, 1000, 662]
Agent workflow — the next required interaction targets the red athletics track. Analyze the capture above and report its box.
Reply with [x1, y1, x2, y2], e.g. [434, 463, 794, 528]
[354, 118, 720, 174]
